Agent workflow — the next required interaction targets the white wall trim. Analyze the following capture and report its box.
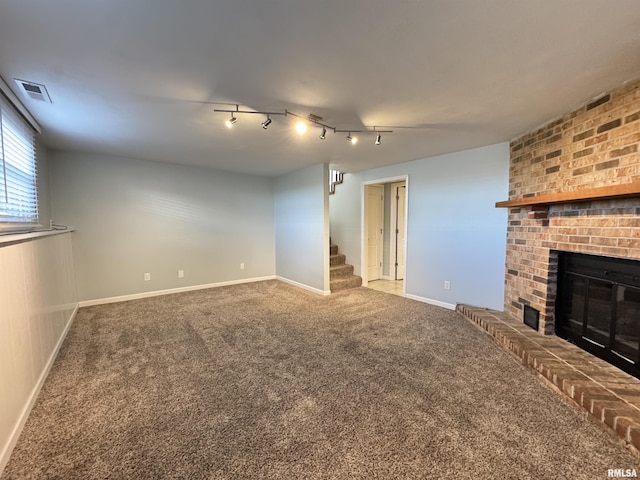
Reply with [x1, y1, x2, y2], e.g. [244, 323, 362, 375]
[0, 303, 79, 475]
[276, 276, 331, 296]
[78, 276, 277, 307]
[362, 175, 409, 186]
[405, 293, 456, 311]
[323, 164, 331, 294]
[0, 228, 74, 248]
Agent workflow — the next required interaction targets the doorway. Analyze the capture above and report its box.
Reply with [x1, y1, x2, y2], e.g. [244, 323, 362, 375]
[362, 176, 408, 297]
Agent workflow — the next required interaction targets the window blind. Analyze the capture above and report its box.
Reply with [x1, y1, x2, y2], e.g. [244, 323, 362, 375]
[0, 92, 38, 227]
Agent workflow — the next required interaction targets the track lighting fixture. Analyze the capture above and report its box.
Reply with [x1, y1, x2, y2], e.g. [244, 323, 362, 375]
[213, 104, 393, 145]
[225, 114, 237, 128]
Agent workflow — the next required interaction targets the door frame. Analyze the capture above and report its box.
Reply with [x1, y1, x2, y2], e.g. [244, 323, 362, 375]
[361, 175, 409, 293]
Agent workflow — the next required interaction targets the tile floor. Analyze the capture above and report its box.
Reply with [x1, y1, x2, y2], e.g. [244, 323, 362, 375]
[366, 279, 404, 297]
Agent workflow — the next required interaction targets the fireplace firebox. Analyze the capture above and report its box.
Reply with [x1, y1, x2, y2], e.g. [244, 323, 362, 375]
[556, 252, 640, 378]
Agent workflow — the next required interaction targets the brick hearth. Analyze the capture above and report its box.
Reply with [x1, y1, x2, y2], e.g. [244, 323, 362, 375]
[457, 304, 640, 456]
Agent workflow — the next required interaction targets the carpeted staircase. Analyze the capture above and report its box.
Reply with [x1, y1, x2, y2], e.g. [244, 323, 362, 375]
[330, 244, 362, 292]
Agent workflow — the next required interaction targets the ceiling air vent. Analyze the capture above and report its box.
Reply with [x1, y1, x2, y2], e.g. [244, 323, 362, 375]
[14, 78, 52, 103]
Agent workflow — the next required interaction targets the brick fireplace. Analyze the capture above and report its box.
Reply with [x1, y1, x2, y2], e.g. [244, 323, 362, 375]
[503, 77, 640, 335]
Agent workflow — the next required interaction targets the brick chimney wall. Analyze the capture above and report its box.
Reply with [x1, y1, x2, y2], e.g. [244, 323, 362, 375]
[505, 77, 640, 334]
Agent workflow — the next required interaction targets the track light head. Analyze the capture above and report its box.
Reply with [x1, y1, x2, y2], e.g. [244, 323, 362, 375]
[346, 133, 357, 145]
[225, 115, 237, 128]
[262, 116, 272, 129]
[319, 127, 326, 140]
[375, 133, 381, 145]
[295, 121, 307, 134]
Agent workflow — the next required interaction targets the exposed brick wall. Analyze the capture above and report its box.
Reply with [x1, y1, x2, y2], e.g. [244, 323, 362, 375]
[505, 77, 640, 334]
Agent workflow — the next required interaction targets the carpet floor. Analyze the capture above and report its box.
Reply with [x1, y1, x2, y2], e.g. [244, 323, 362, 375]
[3, 280, 638, 479]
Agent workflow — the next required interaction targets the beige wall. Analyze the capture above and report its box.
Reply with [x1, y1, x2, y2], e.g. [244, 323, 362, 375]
[50, 151, 276, 302]
[0, 233, 77, 474]
[504, 77, 640, 333]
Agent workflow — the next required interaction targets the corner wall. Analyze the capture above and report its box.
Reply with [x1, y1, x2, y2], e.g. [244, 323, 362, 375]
[50, 152, 276, 302]
[275, 163, 330, 294]
[330, 143, 509, 310]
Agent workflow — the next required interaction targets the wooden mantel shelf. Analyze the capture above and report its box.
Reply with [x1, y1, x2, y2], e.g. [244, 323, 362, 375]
[495, 182, 640, 208]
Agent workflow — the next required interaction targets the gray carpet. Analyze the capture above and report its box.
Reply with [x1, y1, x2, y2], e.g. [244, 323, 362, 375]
[3, 280, 638, 479]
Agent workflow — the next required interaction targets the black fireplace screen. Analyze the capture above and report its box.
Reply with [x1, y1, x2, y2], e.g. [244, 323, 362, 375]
[556, 252, 640, 378]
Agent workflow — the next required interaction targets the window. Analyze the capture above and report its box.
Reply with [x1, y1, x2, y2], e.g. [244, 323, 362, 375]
[0, 92, 38, 230]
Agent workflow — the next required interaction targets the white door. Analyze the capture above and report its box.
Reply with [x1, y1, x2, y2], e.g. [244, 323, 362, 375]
[395, 184, 407, 279]
[366, 185, 384, 281]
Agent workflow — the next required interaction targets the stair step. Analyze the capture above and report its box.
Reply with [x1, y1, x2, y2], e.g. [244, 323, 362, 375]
[330, 263, 354, 278]
[328, 243, 360, 292]
[330, 275, 363, 292]
[330, 253, 346, 266]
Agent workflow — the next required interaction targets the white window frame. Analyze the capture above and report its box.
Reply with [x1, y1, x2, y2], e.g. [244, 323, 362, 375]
[0, 77, 41, 233]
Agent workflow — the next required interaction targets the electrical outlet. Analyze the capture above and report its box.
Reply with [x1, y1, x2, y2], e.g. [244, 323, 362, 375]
[444, 280, 450, 290]
[240, 263, 245, 270]
[144, 273, 151, 281]
[178, 269, 184, 278]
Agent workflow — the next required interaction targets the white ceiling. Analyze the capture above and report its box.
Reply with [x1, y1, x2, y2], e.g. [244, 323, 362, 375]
[1, 0, 639, 176]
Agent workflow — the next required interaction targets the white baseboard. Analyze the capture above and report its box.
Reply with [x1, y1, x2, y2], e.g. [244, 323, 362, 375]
[405, 293, 456, 310]
[78, 276, 277, 307]
[276, 276, 331, 296]
[0, 303, 79, 476]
